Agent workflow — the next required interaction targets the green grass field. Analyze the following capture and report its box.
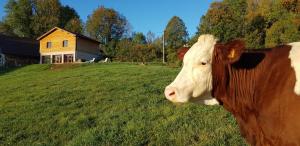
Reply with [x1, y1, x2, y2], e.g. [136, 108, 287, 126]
[0, 63, 247, 146]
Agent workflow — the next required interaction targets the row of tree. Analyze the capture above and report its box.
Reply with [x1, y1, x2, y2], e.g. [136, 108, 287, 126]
[197, 0, 300, 48]
[0, 0, 189, 64]
[1, 0, 298, 64]
[0, 0, 82, 38]
[85, 7, 188, 63]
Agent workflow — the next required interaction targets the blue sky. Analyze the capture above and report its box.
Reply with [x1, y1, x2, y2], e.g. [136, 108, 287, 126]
[0, 0, 214, 37]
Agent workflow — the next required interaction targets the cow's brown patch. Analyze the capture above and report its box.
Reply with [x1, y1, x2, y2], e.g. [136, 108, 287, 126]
[212, 42, 300, 145]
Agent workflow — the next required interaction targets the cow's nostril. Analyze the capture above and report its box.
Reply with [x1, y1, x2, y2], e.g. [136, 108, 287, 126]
[165, 87, 177, 101]
[169, 91, 175, 96]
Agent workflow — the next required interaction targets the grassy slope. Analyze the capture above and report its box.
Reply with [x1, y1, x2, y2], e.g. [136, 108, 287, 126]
[0, 64, 247, 146]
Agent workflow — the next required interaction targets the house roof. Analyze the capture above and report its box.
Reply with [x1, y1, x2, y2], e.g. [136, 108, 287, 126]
[0, 34, 39, 57]
[36, 27, 100, 44]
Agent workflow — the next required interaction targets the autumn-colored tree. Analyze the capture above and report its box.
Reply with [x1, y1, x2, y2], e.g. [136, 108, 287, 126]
[198, 0, 300, 49]
[198, 0, 247, 42]
[115, 38, 133, 61]
[164, 16, 188, 63]
[281, 0, 299, 13]
[266, 18, 300, 47]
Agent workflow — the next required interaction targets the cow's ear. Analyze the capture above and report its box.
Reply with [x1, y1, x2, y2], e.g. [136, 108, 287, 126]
[221, 40, 245, 63]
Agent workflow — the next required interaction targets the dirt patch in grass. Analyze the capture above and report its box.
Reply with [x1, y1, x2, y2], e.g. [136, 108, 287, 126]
[49, 64, 84, 71]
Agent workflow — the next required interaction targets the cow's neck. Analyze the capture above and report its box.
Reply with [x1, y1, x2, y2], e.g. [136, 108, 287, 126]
[211, 58, 267, 145]
[212, 57, 266, 118]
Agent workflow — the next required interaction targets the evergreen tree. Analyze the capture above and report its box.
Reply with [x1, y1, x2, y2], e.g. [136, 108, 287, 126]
[32, 0, 61, 37]
[3, 0, 34, 37]
[60, 5, 80, 27]
[64, 18, 83, 33]
[2, 0, 83, 38]
[0, 20, 13, 36]
[164, 16, 188, 63]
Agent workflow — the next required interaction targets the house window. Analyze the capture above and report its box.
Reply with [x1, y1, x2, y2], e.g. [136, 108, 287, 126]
[41, 55, 51, 64]
[46, 42, 52, 48]
[63, 40, 68, 47]
[52, 55, 62, 64]
[64, 54, 73, 63]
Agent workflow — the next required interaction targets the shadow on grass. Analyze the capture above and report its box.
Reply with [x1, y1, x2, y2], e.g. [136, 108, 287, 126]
[0, 66, 26, 76]
[0, 64, 50, 76]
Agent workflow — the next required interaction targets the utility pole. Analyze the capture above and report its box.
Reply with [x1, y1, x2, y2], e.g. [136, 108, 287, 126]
[162, 31, 165, 64]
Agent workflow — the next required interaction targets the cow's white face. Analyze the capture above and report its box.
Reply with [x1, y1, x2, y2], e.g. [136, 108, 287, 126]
[164, 35, 219, 105]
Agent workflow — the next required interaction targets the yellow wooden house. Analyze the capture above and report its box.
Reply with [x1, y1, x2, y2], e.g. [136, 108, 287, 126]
[37, 27, 101, 64]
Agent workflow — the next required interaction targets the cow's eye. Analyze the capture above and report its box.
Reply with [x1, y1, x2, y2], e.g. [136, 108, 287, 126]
[201, 62, 207, 65]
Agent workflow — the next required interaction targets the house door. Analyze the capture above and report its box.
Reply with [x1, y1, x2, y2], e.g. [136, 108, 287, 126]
[64, 54, 74, 63]
[52, 55, 62, 64]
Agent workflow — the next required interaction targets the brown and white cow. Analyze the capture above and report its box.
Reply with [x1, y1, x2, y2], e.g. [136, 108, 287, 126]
[165, 34, 300, 146]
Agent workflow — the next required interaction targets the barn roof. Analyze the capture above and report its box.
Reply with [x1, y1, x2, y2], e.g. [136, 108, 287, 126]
[36, 27, 100, 44]
[0, 34, 39, 57]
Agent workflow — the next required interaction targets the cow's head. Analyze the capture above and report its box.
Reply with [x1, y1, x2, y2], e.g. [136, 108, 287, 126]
[164, 34, 244, 105]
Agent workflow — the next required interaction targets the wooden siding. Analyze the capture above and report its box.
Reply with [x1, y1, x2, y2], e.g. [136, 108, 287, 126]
[76, 37, 99, 54]
[39, 29, 76, 54]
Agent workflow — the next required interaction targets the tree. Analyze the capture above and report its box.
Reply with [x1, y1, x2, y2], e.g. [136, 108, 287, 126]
[196, 0, 300, 49]
[86, 6, 129, 44]
[115, 38, 133, 61]
[245, 15, 267, 48]
[59, 5, 83, 33]
[198, 0, 247, 42]
[0, 21, 14, 36]
[164, 16, 188, 63]
[133, 44, 156, 63]
[64, 18, 83, 33]
[265, 19, 300, 47]
[281, 0, 299, 13]
[31, 0, 61, 37]
[3, 0, 34, 37]
[86, 6, 129, 58]
[132, 32, 146, 44]
[146, 31, 155, 44]
[188, 34, 199, 46]
[1, 0, 83, 38]
[59, 5, 80, 27]
[152, 37, 163, 61]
